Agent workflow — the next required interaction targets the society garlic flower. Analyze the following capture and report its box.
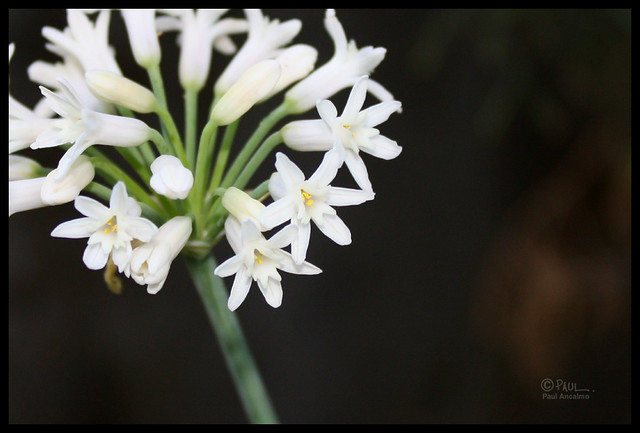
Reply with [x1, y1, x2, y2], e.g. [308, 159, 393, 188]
[214, 9, 302, 96]
[34, 78, 154, 179]
[150, 155, 194, 200]
[85, 70, 158, 113]
[215, 187, 322, 310]
[261, 150, 373, 264]
[283, 75, 402, 191]
[50, 181, 158, 272]
[125, 216, 193, 294]
[121, 9, 161, 69]
[155, 9, 248, 91]
[284, 9, 394, 114]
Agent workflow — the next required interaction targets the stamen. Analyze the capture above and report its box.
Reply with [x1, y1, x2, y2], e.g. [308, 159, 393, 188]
[254, 250, 265, 264]
[301, 189, 314, 207]
[103, 216, 118, 234]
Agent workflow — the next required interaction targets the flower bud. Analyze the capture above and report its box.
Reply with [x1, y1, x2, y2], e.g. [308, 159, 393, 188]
[121, 9, 161, 68]
[221, 187, 265, 229]
[41, 155, 95, 205]
[210, 59, 281, 126]
[9, 177, 47, 216]
[150, 155, 194, 200]
[265, 44, 317, 99]
[9, 154, 43, 181]
[86, 70, 157, 113]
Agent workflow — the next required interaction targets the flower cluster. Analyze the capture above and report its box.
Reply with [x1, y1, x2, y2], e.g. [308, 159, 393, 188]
[9, 9, 402, 310]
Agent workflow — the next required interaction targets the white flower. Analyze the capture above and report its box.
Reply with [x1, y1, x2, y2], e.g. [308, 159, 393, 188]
[149, 155, 194, 200]
[9, 96, 53, 153]
[261, 150, 374, 264]
[8, 155, 94, 216]
[210, 59, 281, 126]
[283, 75, 402, 191]
[221, 187, 267, 231]
[215, 218, 321, 311]
[85, 70, 157, 113]
[121, 9, 161, 68]
[214, 9, 301, 96]
[50, 181, 158, 271]
[40, 155, 95, 205]
[34, 78, 154, 179]
[155, 9, 248, 91]
[125, 216, 192, 294]
[8, 177, 47, 216]
[41, 9, 121, 75]
[265, 44, 318, 99]
[9, 155, 42, 181]
[284, 9, 395, 114]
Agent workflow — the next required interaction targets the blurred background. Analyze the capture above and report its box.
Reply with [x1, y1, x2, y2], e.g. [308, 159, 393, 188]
[8, 9, 631, 423]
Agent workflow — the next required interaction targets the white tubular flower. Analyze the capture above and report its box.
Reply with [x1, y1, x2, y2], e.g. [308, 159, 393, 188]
[214, 9, 301, 96]
[284, 76, 402, 191]
[156, 9, 248, 91]
[265, 44, 318, 99]
[284, 9, 394, 114]
[34, 78, 154, 179]
[221, 187, 266, 231]
[85, 70, 157, 113]
[9, 155, 42, 181]
[40, 155, 95, 206]
[215, 219, 321, 311]
[121, 9, 161, 69]
[210, 59, 281, 126]
[9, 177, 47, 216]
[261, 150, 374, 264]
[9, 96, 53, 153]
[125, 216, 192, 295]
[149, 155, 194, 200]
[50, 181, 158, 272]
[41, 9, 121, 75]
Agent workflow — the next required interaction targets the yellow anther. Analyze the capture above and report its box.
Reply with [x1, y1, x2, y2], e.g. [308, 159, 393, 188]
[301, 189, 314, 207]
[103, 217, 117, 234]
[343, 124, 355, 137]
[254, 250, 264, 264]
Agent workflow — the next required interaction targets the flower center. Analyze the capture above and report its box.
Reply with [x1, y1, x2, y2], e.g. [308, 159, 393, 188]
[103, 216, 118, 234]
[300, 189, 314, 207]
[254, 249, 265, 264]
[343, 124, 355, 137]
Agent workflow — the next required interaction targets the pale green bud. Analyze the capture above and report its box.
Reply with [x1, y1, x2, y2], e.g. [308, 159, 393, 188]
[85, 70, 157, 113]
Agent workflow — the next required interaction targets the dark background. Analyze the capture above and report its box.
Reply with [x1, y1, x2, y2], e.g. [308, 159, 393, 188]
[8, 9, 631, 424]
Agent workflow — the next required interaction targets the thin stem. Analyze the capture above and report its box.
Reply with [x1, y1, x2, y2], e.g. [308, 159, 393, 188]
[184, 255, 279, 424]
[233, 131, 283, 191]
[220, 102, 289, 189]
[190, 121, 218, 238]
[208, 119, 240, 197]
[184, 88, 199, 169]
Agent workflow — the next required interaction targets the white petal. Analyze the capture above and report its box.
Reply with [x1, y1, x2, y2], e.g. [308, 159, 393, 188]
[344, 151, 373, 192]
[214, 254, 244, 278]
[227, 270, 253, 311]
[74, 195, 108, 219]
[146, 278, 168, 295]
[50, 217, 96, 239]
[82, 242, 109, 270]
[224, 217, 243, 254]
[257, 278, 283, 309]
[291, 222, 311, 265]
[326, 186, 374, 207]
[267, 224, 299, 250]
[316, 99, 338, 124]
[316, 213, 352, 246]
[279, 254, 322, 275]
[363, 100, 402, 127]
[274, 152, 305, 186]
[362, 135, 402, 160]
[261, 197, 295, 230]
[341, 75, 368, 119]
[307, 148, 343, 187]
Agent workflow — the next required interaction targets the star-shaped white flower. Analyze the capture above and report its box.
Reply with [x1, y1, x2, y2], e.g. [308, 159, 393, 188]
[261, 150, 374, 264]
[215, 218, 321, 311]
[33, 78, 153, 179]
[283, 75, 402, 192]
[284, 9, 395, 114]
[51, 181, 158, 271]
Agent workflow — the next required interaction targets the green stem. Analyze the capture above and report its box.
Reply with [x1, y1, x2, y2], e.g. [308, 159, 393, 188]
[208, 119, 240, 197]
[184, 88, 199, 169]
[233, 131, 283, 191]
[220, 102, 289, 189]
[190, 121, 218, 238]
[184, 255, 279, 424]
